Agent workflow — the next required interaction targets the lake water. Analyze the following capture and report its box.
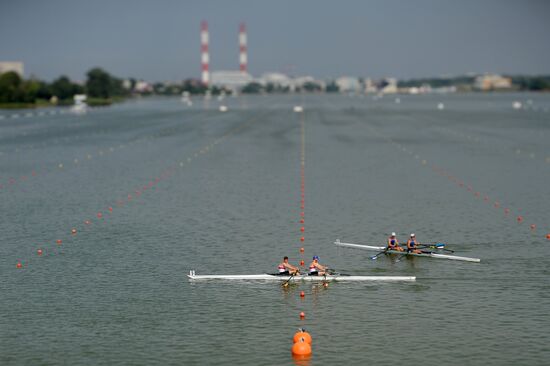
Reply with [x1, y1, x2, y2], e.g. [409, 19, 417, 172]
[1, 93, 549, 365]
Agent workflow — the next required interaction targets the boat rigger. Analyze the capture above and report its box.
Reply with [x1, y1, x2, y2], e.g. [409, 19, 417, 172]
[187, 270, 416, 282]
[334, 239, 481, 263]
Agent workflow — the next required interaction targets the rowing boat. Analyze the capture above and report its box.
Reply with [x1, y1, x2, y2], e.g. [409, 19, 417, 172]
[334, 239, 481, 263]
[187, 270, 415, 281]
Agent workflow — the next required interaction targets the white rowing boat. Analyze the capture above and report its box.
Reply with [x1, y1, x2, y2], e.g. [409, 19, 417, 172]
[187, 270, 415, 282]
[334, 239, 481, 263]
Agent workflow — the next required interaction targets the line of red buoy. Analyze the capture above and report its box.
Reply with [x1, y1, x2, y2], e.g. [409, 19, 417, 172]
[14, 114, 263, 269]
[366, 124, 549, 241]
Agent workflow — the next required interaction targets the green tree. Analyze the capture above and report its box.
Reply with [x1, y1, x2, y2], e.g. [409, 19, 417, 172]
[86, 68, 112, 98]
[0, 71, 23, 102]
[241, 82, 263, 94]
[50, 76, 83, 100]
[325, 81, 339, 93]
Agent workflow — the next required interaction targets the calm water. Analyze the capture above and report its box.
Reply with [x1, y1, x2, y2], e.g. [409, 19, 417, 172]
[1, 94, 549, 365]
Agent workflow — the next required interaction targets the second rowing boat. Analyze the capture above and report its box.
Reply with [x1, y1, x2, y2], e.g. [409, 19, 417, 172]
[334, 239, 481, 263]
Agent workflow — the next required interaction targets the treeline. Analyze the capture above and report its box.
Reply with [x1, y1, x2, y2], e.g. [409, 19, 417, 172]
[398, 75, 550, 91]
[398, 76, 476, 88]
[511, 76, 550, 91]
[241, 81, 329, 94]
[0, 67, 130, 107]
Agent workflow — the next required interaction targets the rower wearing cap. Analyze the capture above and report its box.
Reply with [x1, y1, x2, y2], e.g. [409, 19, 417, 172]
[278, 256, 300, 276]
[387, 232, 404, 251]
[309, 256, 327, 276]
[407, 233, 422, 254]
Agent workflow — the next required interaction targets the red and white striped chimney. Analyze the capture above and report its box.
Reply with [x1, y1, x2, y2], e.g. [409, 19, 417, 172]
[200, 21, 210, 85]
[239, 23, 247, 73]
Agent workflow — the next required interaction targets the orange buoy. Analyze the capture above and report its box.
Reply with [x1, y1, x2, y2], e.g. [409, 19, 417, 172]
[546, 233, 550, 240]
[300, 205, 304, 209]
[300, 247, 304, 253]
[84, 220, 91, 225]
[300, 219, 304, 224]
[530, 224, 536, 230]
[108, 207, 113, 212]
[97, 212, 103, 218]
[517, 216, 523, 223]
[504, 208, 510, 215]
[71, 228, 77, 235]
[16, 262, 22, 268]
[300, 237, 305, 242]
[293, 329, 311, 344]
[300, 291, 305, 298]
[300, 212, 305, 217]
[299, 312, 305, 319]
[300, 227, 305, 232]
[323, 282, 329, 288]
[37, 249, 43, 255]
[56, 239, 62, 245]
[300, 260, 305, 266]
[291, 338, 312, 357]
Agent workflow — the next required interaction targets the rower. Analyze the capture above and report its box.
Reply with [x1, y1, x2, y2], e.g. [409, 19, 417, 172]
[308, 255, 327, 276]
[407, 233, 422, 254]
[387, 232, 404, 251]
[278, 256, 300, 276]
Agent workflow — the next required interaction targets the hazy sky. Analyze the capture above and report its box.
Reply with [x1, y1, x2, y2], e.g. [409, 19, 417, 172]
[1, 0, 549, 81]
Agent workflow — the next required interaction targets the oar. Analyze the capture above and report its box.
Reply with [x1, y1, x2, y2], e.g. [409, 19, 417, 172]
[370, 249, 387, 260]
[419, 244, 454, 253]
[282, 271, 298, 287]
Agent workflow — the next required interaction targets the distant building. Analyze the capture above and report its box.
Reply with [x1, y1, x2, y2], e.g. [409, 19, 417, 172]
[474, 74, 512, 91]
[0, 61, 24, 77]
[292, 76, 324, 91]
[258, 72, 292, 88]
[364, 78, 377, 94]
[335, 77, 361, 93]
[380, 78, 398, 94]
[211, 71, 253, 89]
[134, 80, 153, 93]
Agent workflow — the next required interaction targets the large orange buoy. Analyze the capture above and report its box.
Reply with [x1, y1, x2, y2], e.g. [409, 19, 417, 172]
[291, 338, 312, 357]
[293, 329, 312, 344]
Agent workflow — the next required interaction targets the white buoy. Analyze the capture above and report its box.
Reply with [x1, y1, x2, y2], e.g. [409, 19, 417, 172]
[437, 103, 445, 110]
[512, 101, 522, 110]
[293, 106, 303, 113]
[219, 105, 228, 112]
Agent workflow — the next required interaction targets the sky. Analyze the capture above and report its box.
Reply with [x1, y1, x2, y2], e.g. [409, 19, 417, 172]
[1, 0, 549, 82]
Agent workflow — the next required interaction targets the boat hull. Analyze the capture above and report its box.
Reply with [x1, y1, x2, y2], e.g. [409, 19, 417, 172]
[187, 271, 415, 282]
